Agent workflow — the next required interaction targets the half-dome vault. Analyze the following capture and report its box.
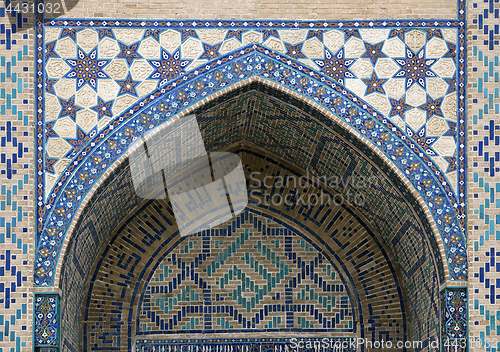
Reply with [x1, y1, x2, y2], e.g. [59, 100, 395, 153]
[59, 82, 443, 351]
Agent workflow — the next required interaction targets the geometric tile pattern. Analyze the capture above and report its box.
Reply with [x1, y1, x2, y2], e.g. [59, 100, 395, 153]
[34, 38, 467, 286]
[138, 216, 354, 333]
[81, 204, 408, 351]
[468, 0, 500, 348]
[0, 3, 34, 352]
[34, 294, 59, 348]
[64, 138, 444, 350]
[39, 22, 464, 201]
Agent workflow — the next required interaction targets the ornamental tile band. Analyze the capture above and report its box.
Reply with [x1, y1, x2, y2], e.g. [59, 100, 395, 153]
[34, 294, 60, 349]
[135, 338, 357, 352]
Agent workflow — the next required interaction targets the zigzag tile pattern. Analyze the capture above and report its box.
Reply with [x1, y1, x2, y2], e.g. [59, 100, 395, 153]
[139, 215, 354, 333]
[468, 0, 500, 349]
[82, 203, 406, 351]
[0, 1, 34, 352]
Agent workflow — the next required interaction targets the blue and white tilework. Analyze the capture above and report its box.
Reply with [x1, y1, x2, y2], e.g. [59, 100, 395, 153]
[441, 288, 468, 351]
[0, 1, 34, 352]
[39, 22, 465, 199]
[469, 0, 500, 350]
[35, 18, 468, 287]
[34, 294, 59, 350]
[0, 0, 488, 348]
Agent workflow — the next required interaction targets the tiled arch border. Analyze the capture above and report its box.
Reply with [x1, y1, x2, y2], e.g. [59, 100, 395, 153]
[35, 45, 467, 287]
[44, 71, 460, 291]
[33, 17, 469, 285]
[35, 18, 468, 228]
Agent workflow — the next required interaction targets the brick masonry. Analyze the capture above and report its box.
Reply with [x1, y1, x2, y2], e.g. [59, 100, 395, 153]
[0, 0, 497, 350]
[60, 92, 442, 350]
[59, 0, 457, 21]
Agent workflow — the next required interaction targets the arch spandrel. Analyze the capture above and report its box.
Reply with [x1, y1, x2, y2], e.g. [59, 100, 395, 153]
[37, 41, 465, 286]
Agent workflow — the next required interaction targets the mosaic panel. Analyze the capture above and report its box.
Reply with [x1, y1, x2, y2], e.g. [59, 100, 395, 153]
[38, 21, 466, 213]
[34, 294, 59, 348]
[135, 338, 357, 352]
[40, 25, 462, 182]
[138, 216, 354, 333]
[0, 1, 34, 352]
[441, 288, 467, 352]
[82, 205, 408, 351]
[468, 0, 500, 348]
[35, 22, 468, 286]
[57, 89, 443, 350]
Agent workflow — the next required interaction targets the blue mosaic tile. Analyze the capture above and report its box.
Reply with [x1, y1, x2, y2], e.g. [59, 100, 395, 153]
[77, 205, 412, 351]
[441, 288, 467, 351]
[0, 3, 34, 352]
[34, 294, 59, 348]
[20, 0, 474, 349]
[137, 218, 354, 333]
[469, 0, 500, 347]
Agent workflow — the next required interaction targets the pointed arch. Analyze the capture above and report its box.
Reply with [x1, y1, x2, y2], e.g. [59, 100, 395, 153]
[36, 44, 465, 289]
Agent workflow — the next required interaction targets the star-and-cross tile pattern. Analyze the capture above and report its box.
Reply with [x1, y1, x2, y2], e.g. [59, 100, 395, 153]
[42, 26, 460, 201]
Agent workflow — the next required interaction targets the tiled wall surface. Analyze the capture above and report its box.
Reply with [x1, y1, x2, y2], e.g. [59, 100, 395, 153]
[0, 1, 34, 352]
[0, 0, 497, 350]
[468, 0, 500, 350]
[68, 124, 440, 349]
[39, 26, 461, 198]
[139, 217, 355, 333]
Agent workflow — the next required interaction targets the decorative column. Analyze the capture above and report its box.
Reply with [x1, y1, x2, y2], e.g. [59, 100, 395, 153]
[441, 288, 468, 352]
[34, 294, 60, 352]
